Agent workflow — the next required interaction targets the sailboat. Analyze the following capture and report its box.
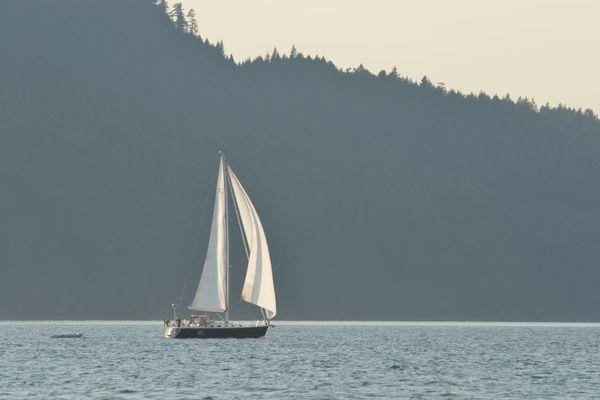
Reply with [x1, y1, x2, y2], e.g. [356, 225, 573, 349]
[164, 152, 277, 339]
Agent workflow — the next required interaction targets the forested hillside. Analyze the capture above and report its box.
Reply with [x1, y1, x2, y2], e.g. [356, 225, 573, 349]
[1, 0, 599, 320]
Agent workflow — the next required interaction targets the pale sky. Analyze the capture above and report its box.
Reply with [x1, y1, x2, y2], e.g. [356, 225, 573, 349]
[181, 0, 600, 112]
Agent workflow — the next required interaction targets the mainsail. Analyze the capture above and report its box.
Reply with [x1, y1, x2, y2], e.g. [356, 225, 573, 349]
[227, 166, 277, 319]
[188, 157, 227, 312]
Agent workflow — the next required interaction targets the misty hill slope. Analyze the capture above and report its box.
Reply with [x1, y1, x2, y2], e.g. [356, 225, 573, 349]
[1, 0, 600, 320]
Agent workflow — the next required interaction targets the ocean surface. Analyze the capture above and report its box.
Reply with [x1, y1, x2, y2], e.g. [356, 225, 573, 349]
[1, 321, 599, 399]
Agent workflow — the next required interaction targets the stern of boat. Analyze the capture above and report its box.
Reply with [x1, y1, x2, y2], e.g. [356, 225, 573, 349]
[164, 326, 180, 339]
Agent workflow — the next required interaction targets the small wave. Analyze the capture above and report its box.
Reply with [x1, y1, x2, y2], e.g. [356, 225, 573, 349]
[529, 375, 545, 380]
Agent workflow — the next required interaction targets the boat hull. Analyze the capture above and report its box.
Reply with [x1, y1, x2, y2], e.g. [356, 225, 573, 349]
[165, 325, 269, 339]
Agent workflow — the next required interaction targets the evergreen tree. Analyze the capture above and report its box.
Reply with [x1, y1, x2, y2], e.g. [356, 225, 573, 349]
[420, 75, 433, 88]
[290, 45, 298, 59]
[215, 40, 225, 57]
[186, 8, 198, 36]
[353, 64, 371, 78]
[169, 2, 187, 33]
[155, 0, 168, 13]
[585, 108, 598, 119]
[271, 47, 280, 61]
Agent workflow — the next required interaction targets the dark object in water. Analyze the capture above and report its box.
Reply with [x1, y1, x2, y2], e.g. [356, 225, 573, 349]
[51, 333, 82, 339]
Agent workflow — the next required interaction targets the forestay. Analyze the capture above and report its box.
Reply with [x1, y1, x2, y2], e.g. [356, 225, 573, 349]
[227, 166, 277, 319]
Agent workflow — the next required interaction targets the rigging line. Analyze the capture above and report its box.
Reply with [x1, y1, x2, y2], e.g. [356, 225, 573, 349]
[178, 155, 220, 307]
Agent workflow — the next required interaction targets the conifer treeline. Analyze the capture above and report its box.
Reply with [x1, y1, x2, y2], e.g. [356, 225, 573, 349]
[155, 0, 598, 125]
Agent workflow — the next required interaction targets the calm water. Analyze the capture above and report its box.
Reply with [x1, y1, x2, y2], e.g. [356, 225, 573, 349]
[1, 321, 599, 399]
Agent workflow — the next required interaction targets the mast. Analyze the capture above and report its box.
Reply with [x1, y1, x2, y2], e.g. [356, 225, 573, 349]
[222, 151, 230, 322]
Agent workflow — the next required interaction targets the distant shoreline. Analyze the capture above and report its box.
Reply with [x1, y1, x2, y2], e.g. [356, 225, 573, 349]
[2, 320, 600, 327]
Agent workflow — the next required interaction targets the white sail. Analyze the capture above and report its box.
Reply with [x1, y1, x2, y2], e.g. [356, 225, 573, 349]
[227, 165, 277, 319]
[189, 157, 227, 312]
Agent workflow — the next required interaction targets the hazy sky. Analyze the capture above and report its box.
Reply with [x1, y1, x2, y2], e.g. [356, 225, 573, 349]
[181, 0, 599, 112]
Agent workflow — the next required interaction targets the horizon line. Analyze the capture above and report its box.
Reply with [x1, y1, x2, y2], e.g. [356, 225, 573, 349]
[2, 320, 600, 327]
